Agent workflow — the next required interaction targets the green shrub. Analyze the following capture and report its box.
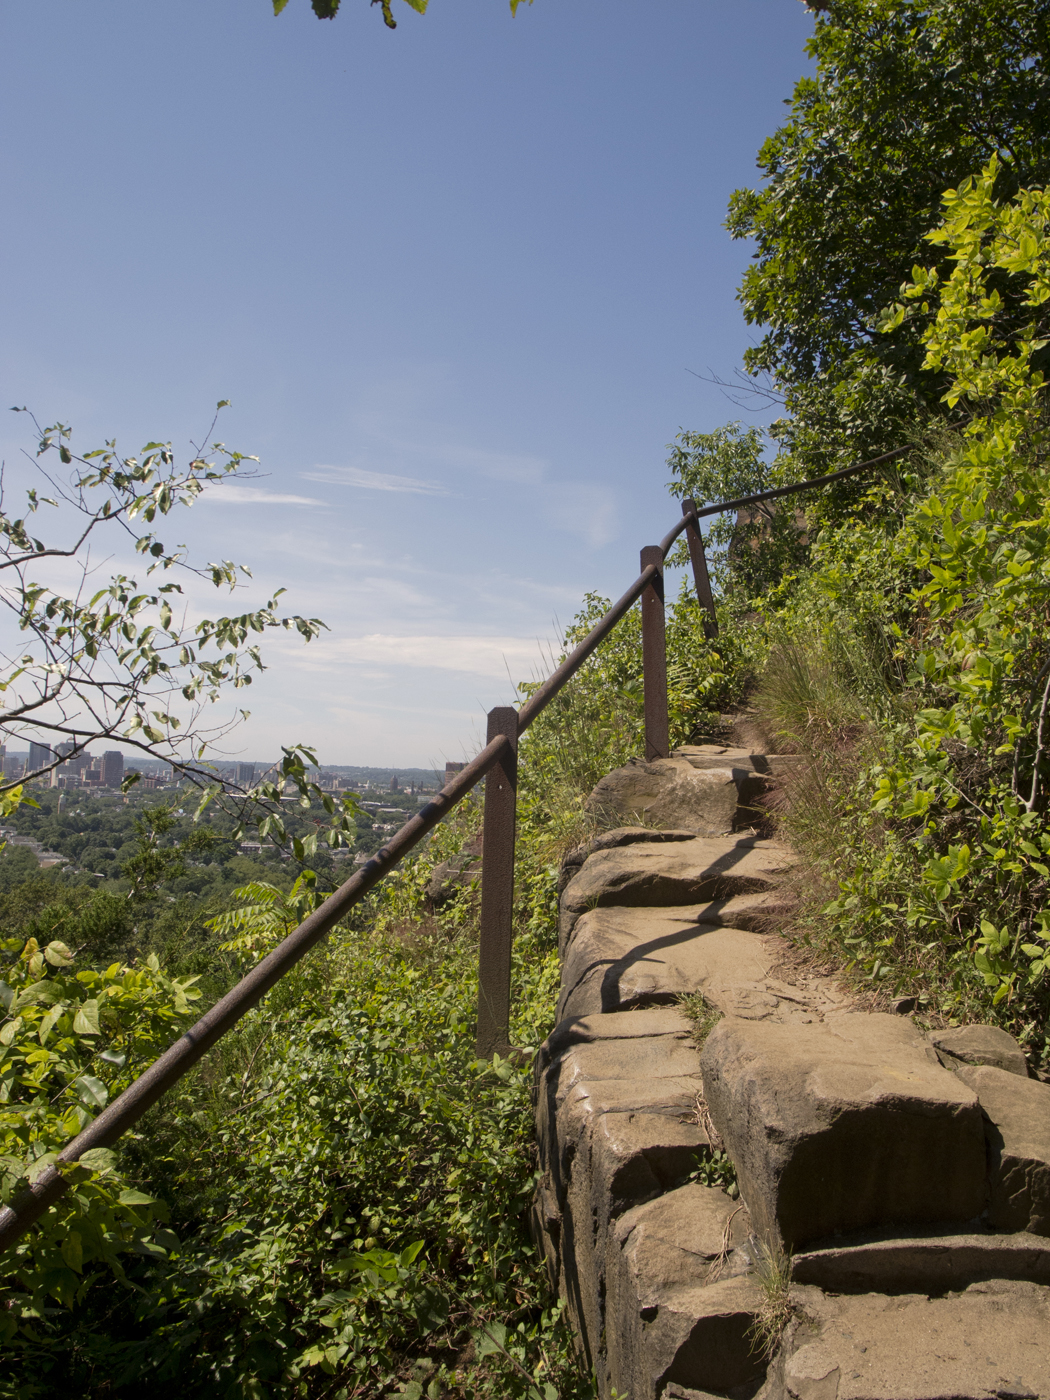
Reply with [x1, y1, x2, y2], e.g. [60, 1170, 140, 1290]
[744, 164, 1050, 1067]
[0, 934, 199, 1354]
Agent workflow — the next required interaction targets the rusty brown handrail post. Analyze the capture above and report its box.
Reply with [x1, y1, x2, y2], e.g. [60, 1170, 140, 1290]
[681, 497, 718, 640]
[476, 707, 518, 1058]
[640, 545, 669, 761]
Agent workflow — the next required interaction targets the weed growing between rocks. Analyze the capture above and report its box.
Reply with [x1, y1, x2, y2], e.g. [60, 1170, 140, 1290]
[687, 1149, 738, 1197]
[747, 1238, 794, 1360]
[679, 991, 722, 1050]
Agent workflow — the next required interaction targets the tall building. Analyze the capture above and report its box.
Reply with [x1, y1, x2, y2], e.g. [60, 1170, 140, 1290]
[66, 749, 92, 778]
[51, 742, 76, 784]
[444, 762, 466, 788]
[101, 751, 124, 788]
[236, 762, 255, 787]
[28, 741, 52, 773]
[389, 774, 400, 792]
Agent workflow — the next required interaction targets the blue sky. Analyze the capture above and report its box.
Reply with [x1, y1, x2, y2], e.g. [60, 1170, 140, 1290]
[0, 0, 814, 768]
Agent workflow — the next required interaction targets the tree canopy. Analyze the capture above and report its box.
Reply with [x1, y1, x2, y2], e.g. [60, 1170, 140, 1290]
[726, 0, 1050, 472]
[730, 0, 1049, 386]
[0, 407, 359, 860]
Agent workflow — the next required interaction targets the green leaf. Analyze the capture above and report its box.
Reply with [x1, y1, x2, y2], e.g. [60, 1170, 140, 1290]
[72, 999, 100, 1035]
[44, 940, 74, 967]
[38, 1005, 63, 1045]
[399, 1239, 425, 1267]
[75, 1074, 108, 1108]
[60, 1230, 83, 1273]
[118, 1188, 158, 1207]
[78, 1147, 118, 1175]
[476, 1321, 508, 1359]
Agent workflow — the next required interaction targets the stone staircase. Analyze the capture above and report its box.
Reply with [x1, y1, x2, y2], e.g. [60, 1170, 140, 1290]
[531, 743, 1050, 1400]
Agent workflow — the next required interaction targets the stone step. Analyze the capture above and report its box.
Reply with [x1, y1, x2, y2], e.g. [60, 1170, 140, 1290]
[606, 1184, 763, 1400]
[700, 1014, 988, 1249]
[791, 1227, 1050, 1294]
[558, 904, 844, 1022]
[533, 1009, 711, 1374]
[535, 1008, 705, 1213]
[559, 834, 795, 950]
[559, 826, 701, 896]
[954, 1064, 1050, 1235]
[536, 749, 1050, 1399]
[765, 1279, 1050, 1400]
[929, 1024, 1029, 1078]
[606, 1204, 1050, 1400]
[674, 744, 804, 779]
[586, 755, 774, 837]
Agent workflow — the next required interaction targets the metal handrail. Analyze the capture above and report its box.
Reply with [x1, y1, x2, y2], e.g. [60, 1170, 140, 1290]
[657, 445, 912, 556]
[0, 442, 907, 1252]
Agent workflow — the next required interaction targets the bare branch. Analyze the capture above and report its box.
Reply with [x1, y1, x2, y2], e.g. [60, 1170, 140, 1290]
[686, 365, 786, 411]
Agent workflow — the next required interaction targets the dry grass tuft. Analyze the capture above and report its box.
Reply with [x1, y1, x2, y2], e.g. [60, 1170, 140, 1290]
[679, 990, 722, 1050]
[747, 1235, 794, 1358]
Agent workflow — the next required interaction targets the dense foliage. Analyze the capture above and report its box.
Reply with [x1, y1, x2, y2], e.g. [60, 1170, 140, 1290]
[728, 0, 1050, 476]
[701, 164, 1050, 1072]
[0, 739, 598, 1396]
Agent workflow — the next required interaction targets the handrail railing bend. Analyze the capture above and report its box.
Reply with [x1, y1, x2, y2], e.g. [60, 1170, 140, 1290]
[0, 443, 909, 1253]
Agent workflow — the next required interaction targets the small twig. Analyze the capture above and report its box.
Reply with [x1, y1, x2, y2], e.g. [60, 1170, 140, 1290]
[693, 1090, 725, 1152]
[231, 1089, 278, 1116]
[707, 1203, 746, 1283]
[1012, 656, 1050, 800]
[1026, 669, 1050, 813]
[473, 1321, 547, 1393]
[238, 1028, 277, 1104]
[939, 773, 994, 822]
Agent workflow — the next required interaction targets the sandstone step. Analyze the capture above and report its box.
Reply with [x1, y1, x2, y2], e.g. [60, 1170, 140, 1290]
[606, 1184, 763, 1400]
[700, 1014, 987, 1249]
[533, 1009, 711, 1372]
[559, 826, 700, 896]
[586, 755, 771, 837]
[791, 1226, 1050, 1294]
[558, 905, 845, 1022]
[930, 1024, 1030, 1078]
[556, 1110, 711, 1374]
[765, 1279, 1050, 1400]
[559, 834, 795, 950]
[955, 1064, 1050, 1235]
[674, 744, 804, 780]
[535, 1008, 704, 1207]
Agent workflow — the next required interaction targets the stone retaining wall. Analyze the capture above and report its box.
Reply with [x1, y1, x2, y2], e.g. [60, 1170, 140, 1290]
[531, 747, 1050, 1400]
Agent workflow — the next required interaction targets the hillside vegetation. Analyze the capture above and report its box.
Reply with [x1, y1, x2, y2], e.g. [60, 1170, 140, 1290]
[4, 3, 1050, 1396]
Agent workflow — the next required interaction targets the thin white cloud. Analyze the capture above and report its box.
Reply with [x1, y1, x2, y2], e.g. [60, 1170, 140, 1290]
[435, 445, 548, 486]
[203, 484, 323, 507]
[298, 633, 551, 680]
[302, 464, 446, 495]
[544, 482, 620, 548]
